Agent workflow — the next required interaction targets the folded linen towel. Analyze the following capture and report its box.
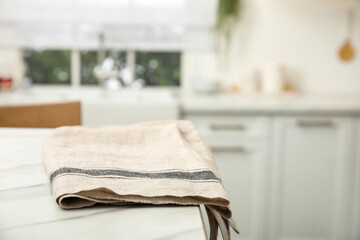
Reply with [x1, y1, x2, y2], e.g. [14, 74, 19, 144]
[43, 120, 239, 239]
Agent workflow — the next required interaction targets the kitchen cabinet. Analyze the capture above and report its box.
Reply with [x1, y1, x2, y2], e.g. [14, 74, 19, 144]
[269, 116, 353, 240]
[181, 95, 360, 239]
[185, 115, 270, 240]
[184, 111, 359, 240]
[213, 142, 268, 240]
[352, 119, 360, 240]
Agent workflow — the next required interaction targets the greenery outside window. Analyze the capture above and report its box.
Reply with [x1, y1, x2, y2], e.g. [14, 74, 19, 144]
[135, 52, 180, 86]
[23, 49, 181, 87]
[81, 50, 126, 85]
[23, 50, 71, 84]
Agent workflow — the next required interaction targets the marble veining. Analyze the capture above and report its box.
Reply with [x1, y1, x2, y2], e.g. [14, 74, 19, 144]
[0, 128, 206, 240]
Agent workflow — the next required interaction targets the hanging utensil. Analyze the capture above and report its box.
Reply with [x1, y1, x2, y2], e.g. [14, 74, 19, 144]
[338, 8, 356, 62]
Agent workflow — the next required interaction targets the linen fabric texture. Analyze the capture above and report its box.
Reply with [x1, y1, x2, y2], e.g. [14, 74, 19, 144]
[43, 120, 239, 240]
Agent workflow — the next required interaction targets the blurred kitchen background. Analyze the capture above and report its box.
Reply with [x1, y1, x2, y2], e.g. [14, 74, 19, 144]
[1, 0, 360, 239]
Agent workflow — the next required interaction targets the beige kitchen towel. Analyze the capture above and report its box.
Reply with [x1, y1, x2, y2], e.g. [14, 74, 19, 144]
[43, 120, 239, 240]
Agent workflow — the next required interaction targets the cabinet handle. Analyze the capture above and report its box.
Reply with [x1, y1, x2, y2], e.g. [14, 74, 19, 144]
[210, 124, 245, 131]
[297, 119, 334, 127]
[210, 146, 246, 153]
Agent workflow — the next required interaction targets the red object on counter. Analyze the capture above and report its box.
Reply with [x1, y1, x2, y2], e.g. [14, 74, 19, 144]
[0, 77, 12, 91]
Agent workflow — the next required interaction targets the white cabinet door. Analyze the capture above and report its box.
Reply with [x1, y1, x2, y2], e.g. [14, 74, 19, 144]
[352, 118, 360, 240]
[270, 117, 353, 240]
[209, 141, 268, 240]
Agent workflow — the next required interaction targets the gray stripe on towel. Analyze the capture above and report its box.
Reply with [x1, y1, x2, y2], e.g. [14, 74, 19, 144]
[50, 167, 220, 183]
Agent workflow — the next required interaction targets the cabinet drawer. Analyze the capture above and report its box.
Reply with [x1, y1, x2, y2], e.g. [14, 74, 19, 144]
[185, 115, 269, 142]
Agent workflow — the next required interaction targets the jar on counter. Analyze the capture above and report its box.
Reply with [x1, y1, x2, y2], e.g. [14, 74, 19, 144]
[260, 62, 284, 95]
[0, 76, 13, 91]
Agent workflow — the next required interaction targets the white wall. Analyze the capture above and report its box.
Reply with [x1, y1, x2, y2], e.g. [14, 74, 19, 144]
[0, 47, 26, 89]
[182, 0, 360, 95]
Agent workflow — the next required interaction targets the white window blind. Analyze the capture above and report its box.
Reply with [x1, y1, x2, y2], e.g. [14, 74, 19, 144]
[0, 0, 217, 50]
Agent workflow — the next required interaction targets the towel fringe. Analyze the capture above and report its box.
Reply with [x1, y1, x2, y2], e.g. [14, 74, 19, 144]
[205, 205, 238, 240]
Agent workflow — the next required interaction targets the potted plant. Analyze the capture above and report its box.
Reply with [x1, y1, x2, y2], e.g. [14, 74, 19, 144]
[216, 0, 242, 48]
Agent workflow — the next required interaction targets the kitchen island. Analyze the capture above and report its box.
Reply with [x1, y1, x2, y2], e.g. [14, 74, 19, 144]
[0, 128, 206, 240]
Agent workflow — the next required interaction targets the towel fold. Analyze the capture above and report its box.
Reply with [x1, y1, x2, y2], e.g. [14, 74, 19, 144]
[43, 120, 239, 239]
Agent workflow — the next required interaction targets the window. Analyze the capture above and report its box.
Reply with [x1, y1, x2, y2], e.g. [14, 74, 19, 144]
[23, 50, 71, 84]
[23, 49, 180, 86]
[81, 50, 126, 85]
[136, 52, 180, 86]
[6, 0, 215, 87]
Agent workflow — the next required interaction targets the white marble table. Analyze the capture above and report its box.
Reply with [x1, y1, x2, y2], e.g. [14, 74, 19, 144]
[0, 128, 206, 240]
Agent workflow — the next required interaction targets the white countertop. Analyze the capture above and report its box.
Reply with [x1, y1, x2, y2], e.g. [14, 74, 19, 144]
[181, 93, 360, 114]
[0, 128, 206, 240]
[0, 86, 179, 105]
[1, 87, 360, 114]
